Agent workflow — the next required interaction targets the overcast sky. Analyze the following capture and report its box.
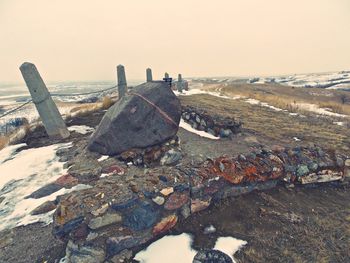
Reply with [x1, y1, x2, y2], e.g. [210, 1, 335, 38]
[0, 0, 349, 82]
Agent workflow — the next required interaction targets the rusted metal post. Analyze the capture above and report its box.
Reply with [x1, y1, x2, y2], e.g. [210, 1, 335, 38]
[19, 62, 70, 139]
[117, 65, 127, 98]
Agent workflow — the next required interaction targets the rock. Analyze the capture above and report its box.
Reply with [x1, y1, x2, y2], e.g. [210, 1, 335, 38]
[88, 213, 122, 230]
[102, 165, 125, 175]
[164, 192, 189, 210]
[193, 249, 233, 263]
[160, 149, 182, 166]
[106, 234, 150, 257]
[181, 205, 191, 219]
[71, 223, 89, 241]
[345, 159, 350, 167]
[153, 214, 178, 235]
[123, 202, 159, 231]
[55, 174, 78, 187]
[66, 241, 105, 263]
[109, 249, 133, 263]
[31, 200, 57, 215]
[300, 171, 343, 184]
[219, 129, 232, 138]
[88, 81, 181, 155]
[68, 160, 102, 181]
[191, 198, 211, 213]
[336, 157, 344, 167]
[296, 165, 309, 177]
[54, 216, 85, 239]
[91, 203, 109, 216]
[26, 183, 62, 199]
[308, 162, 318, 172]
[159, 175, 168, 182]
[152, 196, 165, 206]
[160, 187, 174, 196]
[0, 196, 4, 205]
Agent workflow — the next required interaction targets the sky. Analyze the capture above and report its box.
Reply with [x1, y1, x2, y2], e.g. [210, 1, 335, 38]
[0, 0, 349, 82]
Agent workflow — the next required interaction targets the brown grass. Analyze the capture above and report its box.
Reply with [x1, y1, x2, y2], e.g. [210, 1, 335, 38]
[213, 83, 350, 116]
[101, 96, 114, 109]
[180, 94, 350, 152]
[0, 136, 9, 150]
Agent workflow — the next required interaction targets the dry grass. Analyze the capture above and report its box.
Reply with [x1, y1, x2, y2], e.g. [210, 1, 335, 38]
[68, 96, 115, 119]
[180, 94, 350, 152]
[0, 136, 9, 150]
[101, 96, 114, 109]
[214, 83, 350, 116]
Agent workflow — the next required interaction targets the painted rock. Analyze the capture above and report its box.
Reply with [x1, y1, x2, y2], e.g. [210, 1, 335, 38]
[164, 192, 189, 210]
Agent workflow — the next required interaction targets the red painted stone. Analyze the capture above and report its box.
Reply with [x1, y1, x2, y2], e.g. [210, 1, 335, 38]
[164, 192, 189, 210]
[103, 165, 125, 175]
[55, 174, 78, 187]
[153, 215, 178, 235]
[191, 198, 211, 213]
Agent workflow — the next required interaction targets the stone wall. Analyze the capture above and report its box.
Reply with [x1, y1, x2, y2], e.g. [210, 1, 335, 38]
[50, 145, 349, 262]
[181, 105, 242, 138]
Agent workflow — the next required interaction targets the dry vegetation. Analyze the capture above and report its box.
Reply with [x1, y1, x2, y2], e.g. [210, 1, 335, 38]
[180, 94, 350, 152]
[66, 96, 115, 119]
[212, 83, 350, 116]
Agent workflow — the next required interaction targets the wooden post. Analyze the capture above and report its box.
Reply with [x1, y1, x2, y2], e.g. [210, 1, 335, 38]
[117, 65, 127, 98]
[19, 62, 70, 139]
[146, 68, 153, 82]
[177, 74, 183, 93]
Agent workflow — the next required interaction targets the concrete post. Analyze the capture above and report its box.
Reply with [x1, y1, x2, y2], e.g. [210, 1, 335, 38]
[146, 68, 153, 82]
[117, 65, 127, 98]
[177, 74, 183, 93]
[19, 62, 70, 139]
[164, 72, 169, 79]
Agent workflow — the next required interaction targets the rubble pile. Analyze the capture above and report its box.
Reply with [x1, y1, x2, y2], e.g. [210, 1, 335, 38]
[181, 105, 242, 138]
[47, 145, 349, 262]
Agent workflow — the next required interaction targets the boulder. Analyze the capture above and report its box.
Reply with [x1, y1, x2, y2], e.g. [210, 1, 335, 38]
[88, 81, 181, 155]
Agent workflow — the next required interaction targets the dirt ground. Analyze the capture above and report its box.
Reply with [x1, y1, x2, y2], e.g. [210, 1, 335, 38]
[173, 182, 350, 263]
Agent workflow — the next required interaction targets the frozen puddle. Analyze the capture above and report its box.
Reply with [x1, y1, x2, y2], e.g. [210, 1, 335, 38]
[0, 142, 90, 231]
[179, 119, 219, 140]
[134, 233, 247, 263]
[68, 125, 95, 135]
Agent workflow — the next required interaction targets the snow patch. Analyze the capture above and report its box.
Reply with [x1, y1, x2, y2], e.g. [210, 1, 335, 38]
[179, 119, 219, 140]
[295, 103, 348, 118]
[134, 233, 247, 263]
[68, 125, 94, 135]
[98, 155, 109, 162]
[0, 142, 91, 231]
[214, 237, 248, 262]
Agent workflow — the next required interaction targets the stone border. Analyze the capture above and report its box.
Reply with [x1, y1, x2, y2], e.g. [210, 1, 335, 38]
[52, 146, 349, 262]
[181, 105, 242, 138]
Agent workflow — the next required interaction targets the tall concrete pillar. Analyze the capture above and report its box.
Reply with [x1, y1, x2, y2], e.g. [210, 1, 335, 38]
[177, 74, 183, 93]
[164, 72, 169, 79]
[19, 62, 70, 139]
[117, 65, 127, 98]
[146, 68, 153, 82]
